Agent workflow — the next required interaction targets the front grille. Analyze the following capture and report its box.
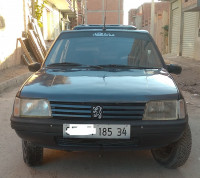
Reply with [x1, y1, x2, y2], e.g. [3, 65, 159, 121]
[55, 137, 139, 147]
[50, 101, 146, 120]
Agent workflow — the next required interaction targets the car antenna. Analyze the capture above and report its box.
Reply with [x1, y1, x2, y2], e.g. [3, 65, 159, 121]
[103, 0, 107, 31]
[103, 16, 106, 31]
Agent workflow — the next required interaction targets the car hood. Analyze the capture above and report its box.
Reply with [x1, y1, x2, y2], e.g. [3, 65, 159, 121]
[20, 68, 179, 102]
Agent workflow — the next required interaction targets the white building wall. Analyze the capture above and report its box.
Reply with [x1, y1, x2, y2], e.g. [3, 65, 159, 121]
[42, 4, 61, 40]
[0, 0, 24, 70]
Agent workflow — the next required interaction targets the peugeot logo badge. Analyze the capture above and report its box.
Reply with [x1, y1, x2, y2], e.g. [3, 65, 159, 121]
[92, 106, 103, 119]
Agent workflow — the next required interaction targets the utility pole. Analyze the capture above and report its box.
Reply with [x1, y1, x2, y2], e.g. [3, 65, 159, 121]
[32, 0, 35, 18]
[150, 0, 155, 38]
[84, 0, 87, 24]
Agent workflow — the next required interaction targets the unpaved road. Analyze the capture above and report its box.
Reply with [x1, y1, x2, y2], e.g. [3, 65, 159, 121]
[0, 86, 200, 178]
[164, 55, 200, 95]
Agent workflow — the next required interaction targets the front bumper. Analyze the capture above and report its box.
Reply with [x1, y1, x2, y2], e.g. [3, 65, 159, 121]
[11, 116, 187, 151]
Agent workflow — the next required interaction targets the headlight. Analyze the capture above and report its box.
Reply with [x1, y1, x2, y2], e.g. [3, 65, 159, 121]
[143, 100, 186, 120]
[13, 98, 52, 117]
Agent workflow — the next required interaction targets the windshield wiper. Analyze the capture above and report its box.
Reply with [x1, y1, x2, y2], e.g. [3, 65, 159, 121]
[47, 62, 83, 67]
[135, 66, 160, 69]
[93, 64, 160, 69]
[47, 63, 160, 69]
[88, 65, 104, 69]
[97, 64, 132, 68]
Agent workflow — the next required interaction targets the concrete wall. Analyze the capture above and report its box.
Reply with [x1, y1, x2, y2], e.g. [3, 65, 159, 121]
[86, 0, 123, 24]
[182, 0, 197, 9]
[135, 15, 142, 29]
[0, 0, 24, 70]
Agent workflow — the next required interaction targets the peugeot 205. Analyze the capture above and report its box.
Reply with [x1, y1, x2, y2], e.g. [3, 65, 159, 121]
[11, 26, 192, 168]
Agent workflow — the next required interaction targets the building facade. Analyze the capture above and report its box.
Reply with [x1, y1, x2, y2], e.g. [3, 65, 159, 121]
[85, 0, 123, 24]
[128, 7, 143, 29]
[128, 9, 137, 25]
[44, 0, 78, 37]
[166, 0, 200, 60]
[77, 0, 85, 25]
[154, 2, 170, 54]
[0, 0, 24, 70]
[128, 2, 170, 54]
[0, 0, 78, 71]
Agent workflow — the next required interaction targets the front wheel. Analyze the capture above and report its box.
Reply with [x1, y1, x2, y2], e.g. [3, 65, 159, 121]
[151, 124, 192, 169]
[22, 140, 43, 166]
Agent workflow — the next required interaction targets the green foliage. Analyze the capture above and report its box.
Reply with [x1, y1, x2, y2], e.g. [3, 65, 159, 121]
[161, 25, 169, 38]
[163, 25, 168, 32]
[160, 25, 169, 54]
[34, 0, 47, 27]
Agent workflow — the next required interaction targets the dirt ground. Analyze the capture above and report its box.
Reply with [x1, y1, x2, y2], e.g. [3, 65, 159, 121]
[0, 65, 29, 83]
[164, 54, 200, 95]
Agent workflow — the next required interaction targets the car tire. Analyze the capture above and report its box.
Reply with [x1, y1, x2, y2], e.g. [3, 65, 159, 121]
[151, 124, 192, 169]
[22, 140, 43, 166]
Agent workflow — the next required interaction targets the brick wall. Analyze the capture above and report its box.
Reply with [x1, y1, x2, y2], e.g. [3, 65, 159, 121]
[141, 2, 169, 31]
[128, 9, 137, 25]
[137, 2, 170, 53]
[142, 3, 151, 32]
[154, 2, 170, 53]
[77, 1, 83, 24]
[87, 0, 102, 11]
[86, 0, 123, 24]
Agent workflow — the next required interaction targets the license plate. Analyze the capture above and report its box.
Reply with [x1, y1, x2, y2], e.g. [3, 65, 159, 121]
[63, 124, 130, 139]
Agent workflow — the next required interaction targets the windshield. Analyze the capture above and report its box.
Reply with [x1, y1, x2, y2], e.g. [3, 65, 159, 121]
[45, 32, 163, 68]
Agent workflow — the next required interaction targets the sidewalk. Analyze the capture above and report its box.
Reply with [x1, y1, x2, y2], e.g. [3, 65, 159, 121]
[0, 65, 32, 93]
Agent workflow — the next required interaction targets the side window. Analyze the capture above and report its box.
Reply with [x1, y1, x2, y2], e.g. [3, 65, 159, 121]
[128, 39, 162, 68]
[46, 40, 70, 64]
[60, 40, 70, 63]
[46, 39, 65, 64]
[144, 42, 162, 67]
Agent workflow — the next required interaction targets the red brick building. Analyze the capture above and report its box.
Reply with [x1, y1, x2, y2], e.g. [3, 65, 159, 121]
[128, 2, 170, 54]
[128, 7, 143, 29]
[128, 9, 137, 25]
[84, 0, 123, 24]
[77, 0, 85, 25]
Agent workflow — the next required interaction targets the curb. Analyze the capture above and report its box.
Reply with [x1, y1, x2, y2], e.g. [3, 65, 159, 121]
[0, 72, 32, 93]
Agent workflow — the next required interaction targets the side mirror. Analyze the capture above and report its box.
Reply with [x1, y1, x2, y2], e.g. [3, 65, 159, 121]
[166, 64, 182, 75]
[28, 62, 41, 72]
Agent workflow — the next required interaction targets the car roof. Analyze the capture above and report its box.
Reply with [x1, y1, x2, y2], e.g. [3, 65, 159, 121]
[61, 29, 149, 35]
[73, 24, 137, 30]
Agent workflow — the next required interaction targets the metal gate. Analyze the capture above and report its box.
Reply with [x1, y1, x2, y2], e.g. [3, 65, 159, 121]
[182, 12, 198, 58]
[171, 1, 181, 54]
